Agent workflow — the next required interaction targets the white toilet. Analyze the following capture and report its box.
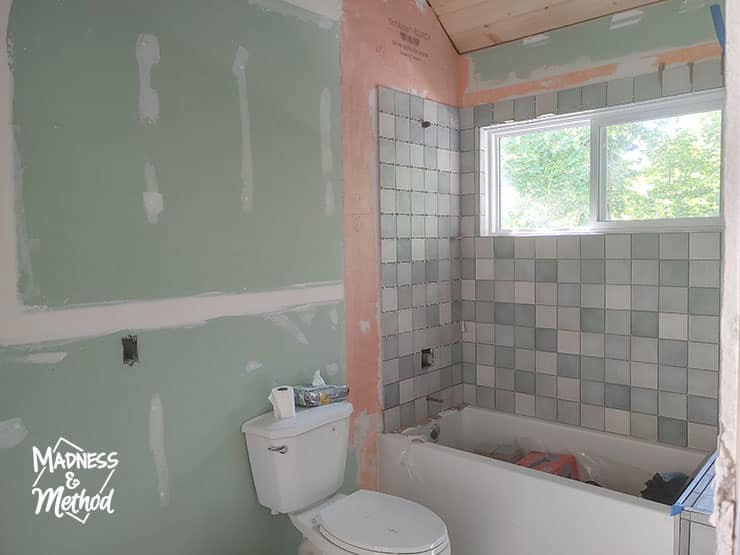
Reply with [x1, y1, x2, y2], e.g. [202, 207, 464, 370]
[241, 402, 450, 555]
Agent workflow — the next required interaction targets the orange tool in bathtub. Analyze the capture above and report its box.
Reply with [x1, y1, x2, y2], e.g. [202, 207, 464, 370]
[515, 452, 580, 480]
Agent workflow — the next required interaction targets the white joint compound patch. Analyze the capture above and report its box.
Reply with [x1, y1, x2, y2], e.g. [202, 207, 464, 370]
[232, 46, 254, 213]
[267, 313, 308, 345]
[244, 361, 263, 374]
[522, 34, 550, 47]
[359, 320, 370, 334]
[247, 0, 341, 29]
[149, 394, 169, 507]
[143, 162, 163, 224]
[135, 34, 160, 123]
[325, 362, 338, 376]
[17, 352, 67, 364]
[297, 308, 316, 325]
[320, 88, 334, 216]
[328, 307, 339, 328]
[609, 10, 644, 30]
[0, 417, 27, 449]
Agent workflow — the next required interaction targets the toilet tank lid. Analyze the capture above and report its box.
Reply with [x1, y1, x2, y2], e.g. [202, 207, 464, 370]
[241, 402, 353, 440]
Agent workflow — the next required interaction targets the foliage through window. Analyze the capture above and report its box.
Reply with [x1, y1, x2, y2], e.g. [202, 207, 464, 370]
[484, 91, 723, 234]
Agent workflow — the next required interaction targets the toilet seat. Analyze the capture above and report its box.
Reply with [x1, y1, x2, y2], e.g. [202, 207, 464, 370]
[317, 490, 449, 555]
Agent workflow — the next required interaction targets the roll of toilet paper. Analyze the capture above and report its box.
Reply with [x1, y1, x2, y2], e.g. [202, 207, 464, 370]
[268, 386, 296, 419]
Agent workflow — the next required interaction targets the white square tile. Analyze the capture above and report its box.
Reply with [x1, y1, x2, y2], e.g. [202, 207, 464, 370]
[688, 423, 718, 451]
[514, 282, 535, 304]
[631, 337, 658, 363]
[557, 377, 580, 401]
[461, 280, 476, 301]
[399, 378, 415, 403]
[379, 112, 395, 138]
[631, 362, 658, 389]
[688, 342, 719, 371]
[476, 365, 495, 387]
[605, 408, 630, 435]
[558, 331, 581, 354]
[476, 259, 495, 280]
[606, 234, 631, 258]
[382, 288, 397, 312]
[581, 332, 605, 357]
[398, 309, 412, 333]
[535, 237, 557, 258]
[631, 413, 657, 441]
[659, 313, 688, 340]
[690, 260, 720, 287]
[536, 283, 557, 305]
[606, 285, 631, 310]
[690, 232, 720, 260]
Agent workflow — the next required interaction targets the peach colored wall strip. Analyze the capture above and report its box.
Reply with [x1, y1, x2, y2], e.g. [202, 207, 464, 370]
[340, 0, 459, 490]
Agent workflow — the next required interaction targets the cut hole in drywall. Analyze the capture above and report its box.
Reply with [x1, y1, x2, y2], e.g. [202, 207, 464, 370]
[122, 335, 139, 366]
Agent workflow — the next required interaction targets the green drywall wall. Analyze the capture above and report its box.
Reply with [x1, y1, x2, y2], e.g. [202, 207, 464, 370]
[1, 1, 350, 554]
[465, 0, 724, 87]
[10, 0, 343, 307]
[0, 306, 347, 555]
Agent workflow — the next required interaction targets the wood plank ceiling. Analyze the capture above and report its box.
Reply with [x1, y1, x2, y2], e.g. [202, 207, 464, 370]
[427, 0, 662, 53]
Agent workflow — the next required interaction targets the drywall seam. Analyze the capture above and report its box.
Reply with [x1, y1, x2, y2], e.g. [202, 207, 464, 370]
[320, 88, 334, 216]
[247, 0, 340, 29]
[135, 34, 160, 123]
[143, 162, 163, 224]
[149, 394, 169, 507]
[0, 417, 27, 449]
[15, 352, 67, 364]
[232, 46, 254, 213]
[0, 282, 344, 346]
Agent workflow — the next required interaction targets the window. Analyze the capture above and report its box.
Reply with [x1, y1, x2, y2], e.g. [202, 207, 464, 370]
[482, 90, 723, 235]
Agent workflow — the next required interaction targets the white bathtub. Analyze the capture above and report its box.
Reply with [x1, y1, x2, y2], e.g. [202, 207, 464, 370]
[379, 406, 707, 555]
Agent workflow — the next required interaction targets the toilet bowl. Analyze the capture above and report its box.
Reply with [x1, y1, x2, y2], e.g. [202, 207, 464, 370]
[241, 402, 451, 555]
[290, 490, 450, 555]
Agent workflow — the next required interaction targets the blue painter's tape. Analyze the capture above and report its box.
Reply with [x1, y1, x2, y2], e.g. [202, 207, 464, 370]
[711, 4, 726, 54]
[670, 501, 684, 516]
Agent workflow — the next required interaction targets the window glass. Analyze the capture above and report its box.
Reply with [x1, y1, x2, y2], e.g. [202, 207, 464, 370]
[604, 110, 721, 220]
[499, 124, 590, 231]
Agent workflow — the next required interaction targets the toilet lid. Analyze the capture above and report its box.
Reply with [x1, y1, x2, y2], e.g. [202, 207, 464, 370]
[318, 490, 448, 554]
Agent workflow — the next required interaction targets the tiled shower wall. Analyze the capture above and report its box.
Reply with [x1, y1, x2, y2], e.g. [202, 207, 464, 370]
[378, 87, 464, 432]
[457, 59, 724, 451]
[379, 60, 724, 450]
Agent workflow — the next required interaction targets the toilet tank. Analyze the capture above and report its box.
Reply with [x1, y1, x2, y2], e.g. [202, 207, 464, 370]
[241, 402, 353, 514]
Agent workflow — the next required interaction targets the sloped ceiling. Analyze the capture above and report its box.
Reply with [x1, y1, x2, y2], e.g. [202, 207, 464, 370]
[428, 0, 663, 53]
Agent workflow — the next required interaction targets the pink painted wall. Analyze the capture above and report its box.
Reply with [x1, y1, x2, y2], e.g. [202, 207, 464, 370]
[340, 0, 460, 490]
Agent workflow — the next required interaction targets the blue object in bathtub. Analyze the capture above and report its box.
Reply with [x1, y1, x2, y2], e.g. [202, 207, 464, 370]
[671, 451, 716, 516]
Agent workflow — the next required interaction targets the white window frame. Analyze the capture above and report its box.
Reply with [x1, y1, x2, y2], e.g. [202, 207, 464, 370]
[480, 89, 725, 236]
